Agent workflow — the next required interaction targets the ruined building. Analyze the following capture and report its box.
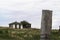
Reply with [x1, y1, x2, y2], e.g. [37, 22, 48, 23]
[9, 21, 31, 29]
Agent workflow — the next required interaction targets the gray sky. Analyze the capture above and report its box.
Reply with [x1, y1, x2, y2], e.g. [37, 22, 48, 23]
[0, 0, 60, 29]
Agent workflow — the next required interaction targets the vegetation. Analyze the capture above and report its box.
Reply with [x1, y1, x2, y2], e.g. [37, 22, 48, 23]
[0, 28, 40, 40]
[50, 30, 60, 40]
[0, 27, 59, 40]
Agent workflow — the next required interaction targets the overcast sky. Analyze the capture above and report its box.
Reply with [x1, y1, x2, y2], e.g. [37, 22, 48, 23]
[0, 0, 60, 29]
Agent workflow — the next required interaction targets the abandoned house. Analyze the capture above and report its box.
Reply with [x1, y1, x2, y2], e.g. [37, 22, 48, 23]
[21, 21, 31, 28]
[9, 21, 21, 29]
[9, 21, 31, 29]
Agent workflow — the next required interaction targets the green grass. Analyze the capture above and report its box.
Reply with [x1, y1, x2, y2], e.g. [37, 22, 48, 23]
[0, 27, 59, 40]
[0, 28, 40, 40]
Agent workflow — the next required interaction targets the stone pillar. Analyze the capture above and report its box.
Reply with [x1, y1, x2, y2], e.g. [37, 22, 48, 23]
[15, 24, 17, 29]
[19, 24, 21, 29]
[40, 10, 52, 40]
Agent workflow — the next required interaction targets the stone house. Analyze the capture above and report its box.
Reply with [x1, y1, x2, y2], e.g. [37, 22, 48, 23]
[9, 21, 31, 29]
[9, 21, 21, 29]
[21, 21, 31, 28]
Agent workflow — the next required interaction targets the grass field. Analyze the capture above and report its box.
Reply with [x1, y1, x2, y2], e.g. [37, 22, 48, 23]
[0, 27, 59, 40]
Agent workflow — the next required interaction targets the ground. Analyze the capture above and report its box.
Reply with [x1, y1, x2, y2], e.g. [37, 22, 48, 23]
[0, 27, 59, 40]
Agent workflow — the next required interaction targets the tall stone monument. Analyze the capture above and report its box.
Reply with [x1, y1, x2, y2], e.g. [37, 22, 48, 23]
[40, 10, 52, 40]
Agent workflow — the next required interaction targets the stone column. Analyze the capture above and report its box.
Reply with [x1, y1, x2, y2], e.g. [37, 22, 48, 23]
[40, 10, 52, 40]
[15, 24, 17, 29]
[19, 24, 21, 29]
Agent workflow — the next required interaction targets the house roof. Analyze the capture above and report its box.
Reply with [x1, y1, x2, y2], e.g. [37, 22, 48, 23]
[9, 21, 20, 25]
[21, 21, 31, 25]
[9, 21, 31, 25]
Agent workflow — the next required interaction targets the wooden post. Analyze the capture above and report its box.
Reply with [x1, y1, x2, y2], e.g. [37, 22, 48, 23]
[40, 10, 52, 40]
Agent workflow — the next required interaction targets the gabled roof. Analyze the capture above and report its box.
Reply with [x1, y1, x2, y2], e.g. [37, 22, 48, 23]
[21, 21, 31, 25]
[9, 21, 20, 25]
